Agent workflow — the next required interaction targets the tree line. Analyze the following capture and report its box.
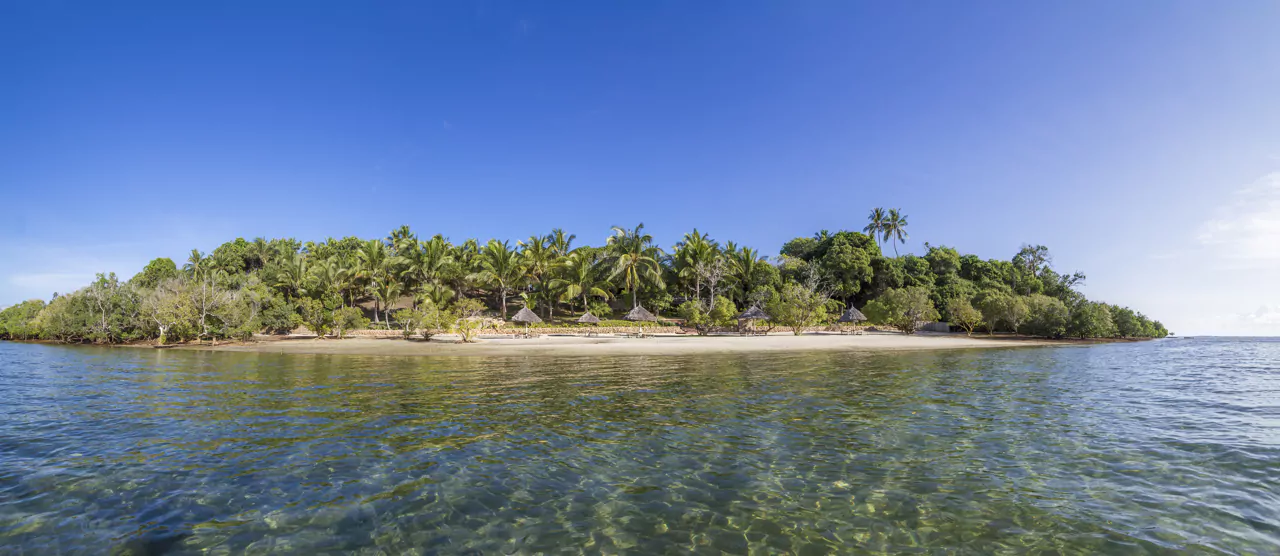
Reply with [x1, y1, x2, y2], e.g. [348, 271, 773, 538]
[0, 212, 1169, 344]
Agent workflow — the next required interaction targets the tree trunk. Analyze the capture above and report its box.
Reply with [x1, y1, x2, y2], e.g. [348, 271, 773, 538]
[501, 288, 508, 319]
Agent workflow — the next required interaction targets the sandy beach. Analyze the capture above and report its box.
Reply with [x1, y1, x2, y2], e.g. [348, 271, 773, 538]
[177, 332, 1062, 357]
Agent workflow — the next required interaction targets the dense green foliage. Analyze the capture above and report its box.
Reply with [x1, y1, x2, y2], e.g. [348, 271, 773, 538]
[0, 215, 1168, 343]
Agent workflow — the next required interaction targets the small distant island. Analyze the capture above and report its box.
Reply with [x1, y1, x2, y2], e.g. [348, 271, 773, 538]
[0, 209, 1169, 348]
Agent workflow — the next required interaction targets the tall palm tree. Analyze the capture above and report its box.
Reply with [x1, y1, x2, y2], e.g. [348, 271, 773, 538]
[387, 225, 417, 256]
[883, 208, 909, 257]
[549, 228, 576, 257]
[372, 276, 403, 327]
[727, 246, 769, 306]
[475, 239, 525, 319]
[863, 208, 887, 250]
[183, 249, 207, 279]
[551, 248, 613, 312]
[356, 239, 392, 324]
[519, 235, 557, 318]
[307, 256, 348, 303]
[397, 236, 453, 307]
[276, 252, 309, 299]
[672, 229, 718, 304]
[247, 238, 272, 271]
[607, 223, 665, 309]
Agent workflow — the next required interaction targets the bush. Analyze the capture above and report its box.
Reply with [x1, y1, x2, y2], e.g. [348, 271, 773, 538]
[259, 296, 301, 334]
[333, 306, 368, 339]
[863, 287, 939, 334]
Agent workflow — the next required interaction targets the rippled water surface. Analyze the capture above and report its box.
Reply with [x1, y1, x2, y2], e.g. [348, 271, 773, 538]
[1, 339, 1277, 554]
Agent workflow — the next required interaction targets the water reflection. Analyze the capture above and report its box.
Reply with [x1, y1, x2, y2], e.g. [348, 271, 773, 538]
[0, 340, 1277, 554]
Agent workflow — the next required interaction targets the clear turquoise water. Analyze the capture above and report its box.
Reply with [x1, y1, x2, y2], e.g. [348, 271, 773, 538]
[0, 339, 1276, 554]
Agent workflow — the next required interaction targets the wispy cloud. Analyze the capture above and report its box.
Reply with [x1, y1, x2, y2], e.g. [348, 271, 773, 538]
[1196, 173, 1280, 267]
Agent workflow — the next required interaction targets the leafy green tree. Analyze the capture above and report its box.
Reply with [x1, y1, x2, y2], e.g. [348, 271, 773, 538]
[0, 299, 46, 340]
[1067, 301, 1115, 339]
[419, 303, 455, 340]
[862, 286, 938, 334]
[677, 295, 737, 335]
[297, 297, 331, 338]
[945, 297, 983, 336]
[131, 258, 179, 290]
[451, 298, 487, 343]
[975, 291, 1028, 334]
[332, 306, 368, 339]
[1112, 306, 1141, 338]
[1022, 294, 1069, 338]
[765, 278, 833, 335]
[259, 294, 301, 334]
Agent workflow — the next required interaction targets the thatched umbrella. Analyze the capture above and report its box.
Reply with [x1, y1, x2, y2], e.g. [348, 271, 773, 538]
[736, 306, 769, 335]
[838, 306, 867, 334]
[623, 305, 657, 336]
[838, 306, 867, 323]
[577, 312, 601, 325]
[511, 307, 542, 336]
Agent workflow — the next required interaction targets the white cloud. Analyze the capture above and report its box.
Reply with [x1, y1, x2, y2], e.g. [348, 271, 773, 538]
[1196, 173, 1280, 267]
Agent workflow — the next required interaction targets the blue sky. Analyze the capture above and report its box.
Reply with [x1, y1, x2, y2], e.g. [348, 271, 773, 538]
[3, 1, 1279, 335]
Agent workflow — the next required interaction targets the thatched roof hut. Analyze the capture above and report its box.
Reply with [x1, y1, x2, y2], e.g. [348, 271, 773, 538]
[838, 306, 868, 323]
[577, 312, 601, 324]
[623, 306, 657, 322]
[511, 307, 543, 324]
[736, 306, 769, 322]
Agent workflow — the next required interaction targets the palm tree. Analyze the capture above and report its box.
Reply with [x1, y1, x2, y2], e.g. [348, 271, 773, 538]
[356, 239, 392, 325]
[397, 236, 453, 307]
[863, 208, 887, 250]
[672, 229, 718, 304]
[276, 252, 309, 299]
[727, 246, 769, 306]
[549, 228, 576, 257]
[475, 239, 525, 319]
[372, 276, 403, 327]
[519, 235, 557, 318]
[551, 248, 613, 312]
[607, 223, 665, 309]
[183, 249, 207, 279]
[307, 257, 349, 304]
[247, 238, 271, 271]
[883, 208, 909, 256]
[387, 225, 417, 256]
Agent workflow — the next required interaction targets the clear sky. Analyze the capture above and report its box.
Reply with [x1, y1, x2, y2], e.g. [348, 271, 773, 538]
[3, 1, 1279, 335]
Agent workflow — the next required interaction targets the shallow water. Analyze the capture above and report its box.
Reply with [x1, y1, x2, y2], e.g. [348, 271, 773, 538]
[0, 339, 1277, 554]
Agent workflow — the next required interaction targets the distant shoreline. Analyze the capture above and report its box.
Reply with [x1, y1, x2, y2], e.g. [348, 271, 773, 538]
[119, 332, 1128, 358]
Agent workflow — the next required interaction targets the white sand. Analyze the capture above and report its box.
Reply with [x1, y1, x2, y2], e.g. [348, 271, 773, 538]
[184, 332, 1059, 357]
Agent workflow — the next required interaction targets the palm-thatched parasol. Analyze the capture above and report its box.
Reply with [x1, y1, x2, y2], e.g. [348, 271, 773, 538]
[623, 305, 657, 336]
[736, 306, 770, 335]
[838, 306, 867, 334]
[511, 307, 542, 336]
[736, 306, 769, 322]
[838, 306, 867, 323]
[577, 312, 601, 325]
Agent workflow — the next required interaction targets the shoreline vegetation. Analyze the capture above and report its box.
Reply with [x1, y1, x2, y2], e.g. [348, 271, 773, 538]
[0, 212, 1170, 349]
[151, 332, 1118, 358]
